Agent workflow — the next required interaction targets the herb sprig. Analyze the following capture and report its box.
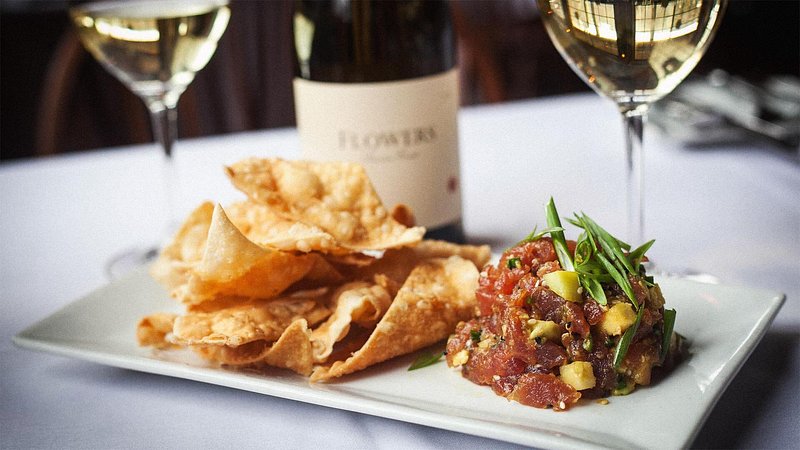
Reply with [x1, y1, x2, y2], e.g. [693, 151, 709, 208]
[408, 351, 444, 371]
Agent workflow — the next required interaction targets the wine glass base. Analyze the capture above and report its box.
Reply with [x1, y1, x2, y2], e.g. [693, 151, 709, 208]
[105, 245, 160, 280]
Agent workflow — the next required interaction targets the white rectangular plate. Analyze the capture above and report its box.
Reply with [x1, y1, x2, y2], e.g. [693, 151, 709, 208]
[14, 271, 784, 449]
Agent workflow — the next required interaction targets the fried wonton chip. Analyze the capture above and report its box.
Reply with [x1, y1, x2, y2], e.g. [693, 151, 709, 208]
[174, 204, 316, 306]
[225, 158, 425, 252]
[309, 276, 396, 363]
[150, 202, 214, 292]
[194, 319, 315, 375]
[293, 255, 346, 288]
[170, 296, 329, 347]
[310, 256, 479, 381]
[225, 201, 338, 253]
[260, 319, 315, 375]
[194, 341, 269, 366]
[354, 240, 492, 285]
[226, 201, 386, 266]
[136, 313, 178, 349]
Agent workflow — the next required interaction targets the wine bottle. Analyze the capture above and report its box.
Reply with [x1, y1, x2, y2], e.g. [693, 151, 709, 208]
[292, 0, 464, 243]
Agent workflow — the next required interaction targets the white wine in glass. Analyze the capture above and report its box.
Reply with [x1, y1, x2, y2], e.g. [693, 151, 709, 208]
[70, 0, 230, 277]
[537, 0, 726, 243]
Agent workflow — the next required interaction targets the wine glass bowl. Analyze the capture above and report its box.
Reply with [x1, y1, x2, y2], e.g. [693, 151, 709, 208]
[71, 1, 229, 105]
[69, 0, 230, 277]
[537, 0, 727, 242]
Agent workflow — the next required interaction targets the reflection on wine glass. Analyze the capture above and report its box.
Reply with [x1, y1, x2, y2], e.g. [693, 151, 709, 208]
[69, 0, 230, 278]
[537, 0, 726, 244]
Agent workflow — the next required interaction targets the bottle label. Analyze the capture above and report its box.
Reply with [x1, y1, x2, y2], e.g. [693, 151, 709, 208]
[293, 68, 462, 229]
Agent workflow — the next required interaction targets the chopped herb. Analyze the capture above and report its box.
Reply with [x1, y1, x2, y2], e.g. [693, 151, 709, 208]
[408, 351, 444, 371]
[506, 257, 522, 269]
[470, 329, 482, 343]
[604, 336, 616, 348]
[660, 309, 676, 363]
[613, 306, 645, 370]
[582, 334, 594, 352]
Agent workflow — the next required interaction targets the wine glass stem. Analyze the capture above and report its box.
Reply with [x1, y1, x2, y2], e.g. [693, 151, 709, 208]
[622, 108, 647, 245]
[148, 102, 180, 237]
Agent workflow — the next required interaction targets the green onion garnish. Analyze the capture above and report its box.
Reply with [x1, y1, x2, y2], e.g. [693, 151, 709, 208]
[518, 199, 656, 310]
[408, 351, 444, 371]
[629, 239, 655, 268]
[660, 309, 676, 363]
[613, 306, 645, 370]
[579, 274, 607, 305]
[545, 197, 574, 271]
[595, 253, 638, 309]
[579, 213, 635, 274]
[574, 232, 593, 265]
[515, 225, 565, 247]
[568, 211, 649, 309]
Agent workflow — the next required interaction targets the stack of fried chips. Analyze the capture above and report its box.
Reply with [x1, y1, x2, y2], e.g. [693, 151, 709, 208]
[138, 158, 489, 381]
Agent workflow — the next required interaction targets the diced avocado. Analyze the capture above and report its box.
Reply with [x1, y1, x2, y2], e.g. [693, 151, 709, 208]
[559, 361, 596, 390]
[542, 270, 581, 302]
[612, 377, 636, 396]
[527, 319, 562, 342]
[599, 303, 637, 336]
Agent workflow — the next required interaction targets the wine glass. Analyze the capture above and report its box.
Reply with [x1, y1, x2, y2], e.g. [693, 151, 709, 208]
[69, 0, 231, 278]
[536, 0, 727, 244]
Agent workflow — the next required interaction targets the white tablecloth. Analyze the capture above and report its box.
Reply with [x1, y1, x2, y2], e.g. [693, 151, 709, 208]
[2, 94, 798, 448]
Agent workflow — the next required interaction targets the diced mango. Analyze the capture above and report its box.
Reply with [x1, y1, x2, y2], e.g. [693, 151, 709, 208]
[542, 270, 581, 302]
[599, 303, 637, 336]
[559, 361, 596, 390]
[527, 319, 562, 342]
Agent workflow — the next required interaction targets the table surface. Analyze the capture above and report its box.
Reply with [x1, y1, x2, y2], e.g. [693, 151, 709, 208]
[2, 93, 798, 449]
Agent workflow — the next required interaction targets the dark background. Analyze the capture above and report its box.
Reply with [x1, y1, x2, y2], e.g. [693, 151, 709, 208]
[1, 0, 798, 160]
